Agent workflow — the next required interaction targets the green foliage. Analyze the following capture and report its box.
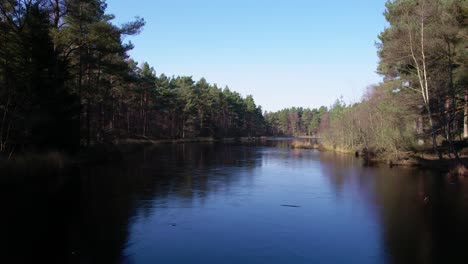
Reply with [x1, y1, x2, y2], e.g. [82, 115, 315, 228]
[0, 0, 266, 158]
[322, 82, 417, 158]
[377, 0, 468, 155]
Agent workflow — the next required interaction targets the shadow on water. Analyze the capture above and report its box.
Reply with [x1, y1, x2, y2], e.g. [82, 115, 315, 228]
[318, 151, 468, 264]
[1, 143, 262, 263]
[1, 140, 468, 263]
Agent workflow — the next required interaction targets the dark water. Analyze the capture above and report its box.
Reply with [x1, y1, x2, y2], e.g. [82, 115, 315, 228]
[2, 139, 468, 264]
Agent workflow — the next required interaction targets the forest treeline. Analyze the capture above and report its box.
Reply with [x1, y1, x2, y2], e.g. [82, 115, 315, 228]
[1, 0, 467, 161]
[264, 107, 328, 137]
[318, 0, 468, 159]
[0, 0, 265, 157]
[267, 0, 467, 161]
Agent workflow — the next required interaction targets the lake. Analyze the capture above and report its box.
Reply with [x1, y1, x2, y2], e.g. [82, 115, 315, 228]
[2, 139, 468, 263]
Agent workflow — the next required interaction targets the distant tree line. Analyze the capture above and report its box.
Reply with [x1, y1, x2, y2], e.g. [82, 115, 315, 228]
[0, 0, 266, 157]
[264, 107, 328, 137]
[122, 67, 266, 140]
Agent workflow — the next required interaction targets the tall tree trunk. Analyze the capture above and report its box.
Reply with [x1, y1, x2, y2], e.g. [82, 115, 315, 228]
[127, 109, 130, 134]
[464, 90, 468, 138]
[182, 119, 185, 139]
[0, 97, 10, 152]
[111, 95, 115, 130]
[416, 105, 424, 145]
[407, 4, 442, 159]
[445, 96, 452, 140]
[87, 99, 91, 146]
[86, 54, 92, 147]
[143, 110, 147, 137]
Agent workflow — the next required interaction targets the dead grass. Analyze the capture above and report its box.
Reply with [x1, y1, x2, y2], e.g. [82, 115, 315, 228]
[0, 151, 68, 182]
[290, 140, 320, 149]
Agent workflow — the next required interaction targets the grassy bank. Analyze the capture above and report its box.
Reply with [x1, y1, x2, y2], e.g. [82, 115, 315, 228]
[4, 137, 467, 182]
[290, 140, 321, 150]
[290, 138, 468, 176]
[319, 143, 355, 154]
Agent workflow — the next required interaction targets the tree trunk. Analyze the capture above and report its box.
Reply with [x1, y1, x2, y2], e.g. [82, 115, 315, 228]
[111, 96, 115, 130]
[182, 119, 185, 139]
[127, 110, 130, 134]
[86, 55, 92, 146]
[464, 90, 468, 138]
[87, 99, 91, 147]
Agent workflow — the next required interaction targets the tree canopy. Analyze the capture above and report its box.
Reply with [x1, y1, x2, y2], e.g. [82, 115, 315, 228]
[0, 0, 266, 157]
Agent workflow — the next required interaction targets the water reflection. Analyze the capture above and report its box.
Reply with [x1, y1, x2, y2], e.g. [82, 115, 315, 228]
[2, 140, 468, 263]
[318, 150, 468, 264]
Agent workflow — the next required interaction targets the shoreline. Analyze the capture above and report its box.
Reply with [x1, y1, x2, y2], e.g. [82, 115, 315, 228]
[2, 137, 467, 177]
[288, 139, 468, 175]
[3, 136, 463, 168]
[114, 136, 265, 146]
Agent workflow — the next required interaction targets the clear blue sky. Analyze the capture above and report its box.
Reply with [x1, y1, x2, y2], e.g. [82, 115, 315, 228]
[107, 0, 387, 112]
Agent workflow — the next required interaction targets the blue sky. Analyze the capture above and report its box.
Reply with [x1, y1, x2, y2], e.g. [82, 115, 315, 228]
[107, 0, 388, 112]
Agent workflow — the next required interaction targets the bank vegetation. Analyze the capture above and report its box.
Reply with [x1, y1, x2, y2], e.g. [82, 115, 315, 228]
[267, 0, 468, 167]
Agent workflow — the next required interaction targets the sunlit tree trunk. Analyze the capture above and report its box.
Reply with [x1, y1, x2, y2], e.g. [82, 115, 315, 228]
[406, 1, 441, 159]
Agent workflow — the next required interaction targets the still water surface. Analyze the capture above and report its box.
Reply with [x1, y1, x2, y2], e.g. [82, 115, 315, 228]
[3, 139, 468, 263]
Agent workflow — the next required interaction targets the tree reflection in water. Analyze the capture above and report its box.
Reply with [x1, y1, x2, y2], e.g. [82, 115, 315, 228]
[2, 140, 468, 264]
